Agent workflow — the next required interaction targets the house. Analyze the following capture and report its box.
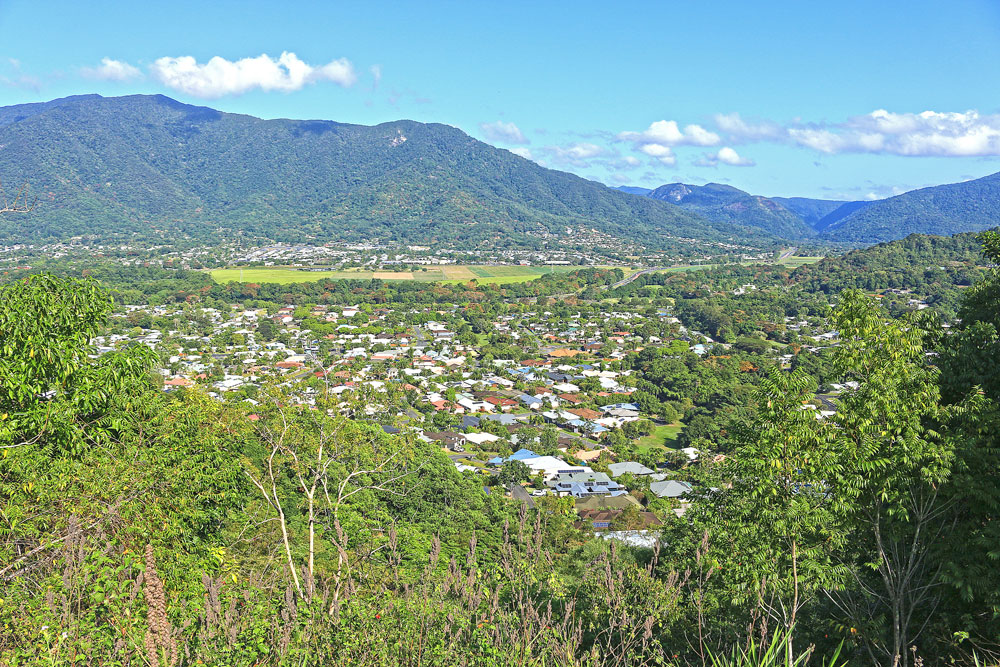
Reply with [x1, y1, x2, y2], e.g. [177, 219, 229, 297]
[163, 377, 193, 390]
[487, 448, 539, 466]
[517, 394, 543, 410]
[608, 461, 655, 477]
[516, 456, 590, 480]
[546, 472, 625, 498]
[463, 432, 501, 447]
[649, 480, 693, 499]
[424, 431, 466, 452]
[574, 494, 641, 511]
[576, 509, 661, 531]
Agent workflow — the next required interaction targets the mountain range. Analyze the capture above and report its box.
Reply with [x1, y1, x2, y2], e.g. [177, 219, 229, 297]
[617, 171, 1000, 245]
[0, 94, 775, 251]
[0, 93, 997, 251]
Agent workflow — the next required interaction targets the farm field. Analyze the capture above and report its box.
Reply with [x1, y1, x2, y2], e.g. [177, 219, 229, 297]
[210, 264, 592, 285]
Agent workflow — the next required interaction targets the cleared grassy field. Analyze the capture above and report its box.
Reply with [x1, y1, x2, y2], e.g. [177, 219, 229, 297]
[635, 423, 684, 451]
[775, 255, 824, 268]
[210, 264, 587, 285]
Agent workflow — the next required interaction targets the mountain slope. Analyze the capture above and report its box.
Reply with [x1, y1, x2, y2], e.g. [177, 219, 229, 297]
[0, 94, 776, 250]
[769, 196, 848, 229]
[821, 171, 1000, 243]
[646, 182, 817, 239]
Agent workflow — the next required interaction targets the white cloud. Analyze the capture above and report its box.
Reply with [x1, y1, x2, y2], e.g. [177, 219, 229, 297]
[540, 142, 609, 167]
[81, 57, 143, 82]
[694, 147, 755, 167]
[509, 147, 533, 160]
[717, 147, 755, 166]
[618, 119, 720, 148]
[149, 51, 357, 98]
[479, 120, 529, 145]
[617, 119, 718, 166]
[370, 64, 382, 88]
[783, 109, 1000, 157]
[0, 73, 41, 91]
[712, 112, 785, 142]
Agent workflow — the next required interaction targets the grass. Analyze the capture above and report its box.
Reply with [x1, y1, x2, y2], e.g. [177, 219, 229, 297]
[635, 423, 683, 451]
[210, 257, 822, 287]
[775, 255, 824, 268]
[210, 264, 588, 285]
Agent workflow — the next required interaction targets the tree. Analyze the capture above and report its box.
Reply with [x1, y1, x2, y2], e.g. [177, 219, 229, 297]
[708, 368, 843, 666]
[827, 289, 951, 667]
[0, 275, 156, 456]
[257, 317, 276, 341]
[0, 178, 35, 213]
[497, 460, 531, 489]
[538, 426, 560, 453]
[244, 396, 420, 605]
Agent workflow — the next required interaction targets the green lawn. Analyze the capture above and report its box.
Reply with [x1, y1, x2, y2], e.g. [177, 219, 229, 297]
[210, 264, 590, 285]
[635, 423, 683, 451]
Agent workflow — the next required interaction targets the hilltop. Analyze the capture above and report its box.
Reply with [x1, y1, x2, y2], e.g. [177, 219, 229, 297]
[0, 94, 775, 252]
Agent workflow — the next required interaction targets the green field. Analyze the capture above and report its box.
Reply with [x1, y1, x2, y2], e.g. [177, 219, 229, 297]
[635, 423, 684, 451]
[775, 255, 824, 268]
[211, 264, 590, 285]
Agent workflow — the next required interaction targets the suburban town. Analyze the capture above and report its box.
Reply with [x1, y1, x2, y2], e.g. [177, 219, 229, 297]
[89, 282, 864, 540]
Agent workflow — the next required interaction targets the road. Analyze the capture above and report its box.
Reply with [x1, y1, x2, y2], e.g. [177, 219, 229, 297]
[777, 246, 798, 261]
[608, 267, 670, 289]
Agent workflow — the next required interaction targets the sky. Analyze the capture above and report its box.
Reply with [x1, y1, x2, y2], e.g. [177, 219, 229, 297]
[1, 0, 999, 201]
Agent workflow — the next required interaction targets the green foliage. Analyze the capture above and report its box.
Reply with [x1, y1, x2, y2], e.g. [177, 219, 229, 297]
[0, 275, 157, 456]
[496, 459, 531, 488]
[820, 171, 1000, 243]
[0, 94, 777, 251]
[647, 182, 818, 240]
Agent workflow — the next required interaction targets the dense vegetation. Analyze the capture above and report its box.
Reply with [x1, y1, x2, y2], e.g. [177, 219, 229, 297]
[624, 172, 1000, 246]
[645, 183, 818, 240]
[819, 170, 1000, 243]
[2, 229, 1000, 665]
[0, 94, 779, 250]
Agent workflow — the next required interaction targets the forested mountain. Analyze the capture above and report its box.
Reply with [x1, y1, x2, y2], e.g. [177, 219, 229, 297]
[818, 170, 1000, 243]
[0, 94, 778, 250]
[812, 199, 872, 232]
[769, 195, 854, 228]
[625, 170, 1000, 245]
[613, 185, 652, 196]
[645, 182, 818, 239]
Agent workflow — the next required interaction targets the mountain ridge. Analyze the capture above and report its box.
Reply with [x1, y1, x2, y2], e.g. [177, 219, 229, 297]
[0, 94, 776, 251]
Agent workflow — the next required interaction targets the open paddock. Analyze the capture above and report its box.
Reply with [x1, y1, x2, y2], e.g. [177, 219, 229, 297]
[210, 264, 592, 285]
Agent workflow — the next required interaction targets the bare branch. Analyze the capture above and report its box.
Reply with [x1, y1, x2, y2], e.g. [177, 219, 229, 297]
[0, 178, 37, 214]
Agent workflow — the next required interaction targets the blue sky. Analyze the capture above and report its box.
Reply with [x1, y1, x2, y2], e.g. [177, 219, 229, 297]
[1, 0, 999, 200]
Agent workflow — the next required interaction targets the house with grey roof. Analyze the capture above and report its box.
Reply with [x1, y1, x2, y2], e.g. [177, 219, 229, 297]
[608, 461, 655, 477]
[546, 472, 625, 498]
[649, 480, 693, 499]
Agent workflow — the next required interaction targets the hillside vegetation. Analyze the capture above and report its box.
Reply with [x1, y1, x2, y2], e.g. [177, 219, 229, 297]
[818, 170, 1000, 242]
[0, 94, 776, 250]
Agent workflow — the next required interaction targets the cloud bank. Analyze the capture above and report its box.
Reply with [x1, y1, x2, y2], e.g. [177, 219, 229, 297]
[479, 120, 529, 145]
[81, 57, 143, 82]
[617, 120, 720, 165]
[714, 110, 1000, 157]
[695, 146, 755, 167]
[149, 52, 357, 98]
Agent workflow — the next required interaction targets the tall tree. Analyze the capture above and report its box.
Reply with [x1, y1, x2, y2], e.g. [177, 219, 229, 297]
[828, 289, 951, 667]
[710, 368, 843, 666]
